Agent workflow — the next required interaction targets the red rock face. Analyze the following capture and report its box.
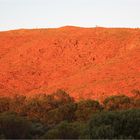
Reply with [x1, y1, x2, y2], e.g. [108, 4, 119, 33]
[0, 26, 140, 100]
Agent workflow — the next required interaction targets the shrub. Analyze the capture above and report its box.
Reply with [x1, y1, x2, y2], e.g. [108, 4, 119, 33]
[50, 89, 74, 107]
[30, 121, 47, 139]
[10, 94, 26, 114]
[43, 121, 80, 139]
[0, 112, 32, 139]
[89, 109, 140, 139]
[103, 95, 132, 110]
[0, 97, 11, 113]
[75, 99, 102, 121]
[24, 90, 74, 122]
[45, 102, 77, 125]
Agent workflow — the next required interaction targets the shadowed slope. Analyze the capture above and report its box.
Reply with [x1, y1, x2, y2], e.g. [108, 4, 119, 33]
[0, 27, 140, 100]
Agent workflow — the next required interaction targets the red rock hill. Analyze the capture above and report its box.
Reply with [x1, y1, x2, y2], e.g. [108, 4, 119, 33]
[0, 26, 140, 100]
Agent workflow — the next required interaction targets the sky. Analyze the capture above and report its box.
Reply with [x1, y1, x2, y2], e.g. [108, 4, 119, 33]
[0, 0, 140, 31]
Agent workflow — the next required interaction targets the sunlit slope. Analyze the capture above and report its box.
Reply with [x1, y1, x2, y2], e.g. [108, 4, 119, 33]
[0, 26, 140, 100]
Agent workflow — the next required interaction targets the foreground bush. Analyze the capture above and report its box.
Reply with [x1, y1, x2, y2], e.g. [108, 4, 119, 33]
[89, 109, 140, 139]
[46, 102, 77, 125]
[43, 121, 89, 139]
[0, 89, 139, 139]
[0, 112, 32, 139]
[43, 121, 79, 139]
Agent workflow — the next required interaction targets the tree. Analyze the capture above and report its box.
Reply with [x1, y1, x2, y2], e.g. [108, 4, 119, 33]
[43, 121, 80, 139]
[30, 121, 47, 139]
[103, 95, 132, 110]
[0, 97, 11, 113]
[10, 94, 26, 114]
[89, 109, 140, 139]
[45, 102, 77, 125]
[23, 94, 51, 122]
[75, 99, 102, 121]
[24, 90, 74, 123]
[72, 121, 90, 139]
[0, 112, 32, 139]
[50, 89, 74, 107]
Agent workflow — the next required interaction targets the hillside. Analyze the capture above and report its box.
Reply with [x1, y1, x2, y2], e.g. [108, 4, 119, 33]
[0, 26, 140, 100]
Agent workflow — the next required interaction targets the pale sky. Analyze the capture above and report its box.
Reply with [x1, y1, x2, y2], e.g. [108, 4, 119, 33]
[0, 0, 140, 31]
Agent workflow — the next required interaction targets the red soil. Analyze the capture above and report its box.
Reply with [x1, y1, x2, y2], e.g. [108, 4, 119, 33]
[0, 26, 140, 100]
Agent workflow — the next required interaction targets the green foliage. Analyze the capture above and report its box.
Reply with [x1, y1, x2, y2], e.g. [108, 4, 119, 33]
[50, 89, 74, 107]
[46, 102, 77, 125]
[0, 89, 139, 139]
[24, 94, 52, 122]
[75, 99, 102, 121]
[30, 121, 47, 139]
[24, 90, 74, 122]
[43, 121, 90, 139]
[103, 95, 132, 110]
[72, 121, 90, 139]
[0, 112, 32, 139]
[43, 121, 80, 139]
[89, 109, 140, 139]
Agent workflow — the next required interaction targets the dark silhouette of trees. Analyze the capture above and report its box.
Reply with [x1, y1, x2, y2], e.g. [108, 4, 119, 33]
[23, 89, 74, 123]
[89, 109, 140, 139]
[103, 95, 132, 110]
[43, 121, 80, 139]
[0, 89, 139, 139]
[75, 99, 102, 121]
[0, 97, 11, 113]
[46, 102, 77, 125]
[0, 112, 32, 139]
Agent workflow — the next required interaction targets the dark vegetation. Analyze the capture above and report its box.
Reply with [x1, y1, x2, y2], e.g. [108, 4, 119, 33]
[0, 89, 140, 139]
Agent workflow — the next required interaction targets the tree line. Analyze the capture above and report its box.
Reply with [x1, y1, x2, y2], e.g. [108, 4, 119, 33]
[0, 89, 140, 139]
